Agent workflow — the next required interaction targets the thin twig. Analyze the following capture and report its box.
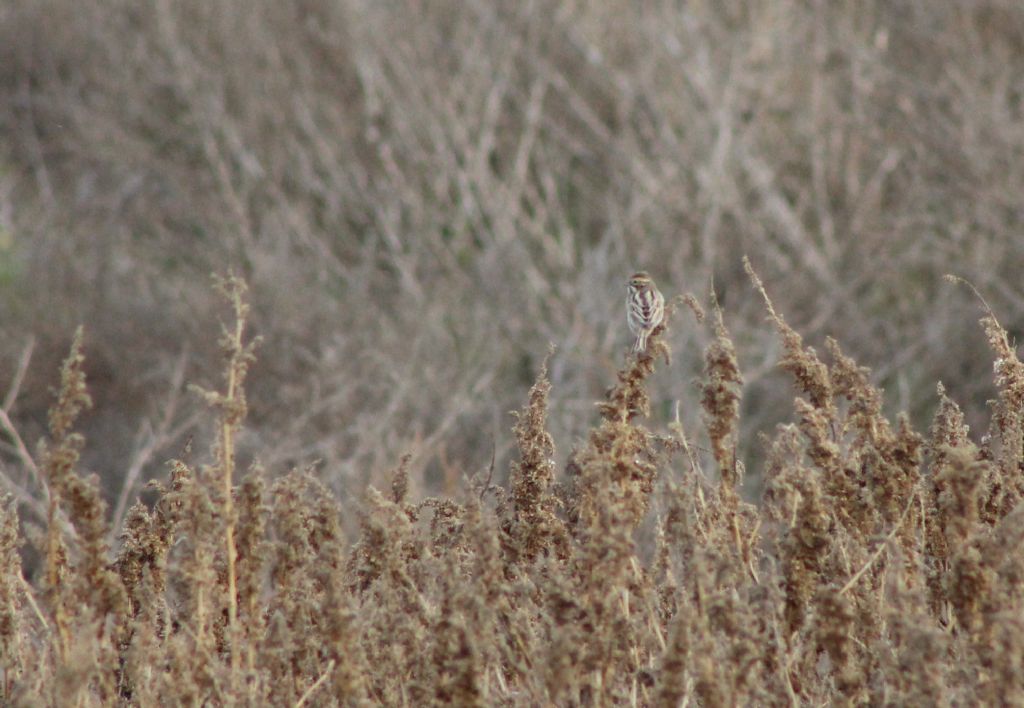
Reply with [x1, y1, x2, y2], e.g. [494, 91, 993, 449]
[840, 492, 917, 595]
[294, 660, 336, 708]
[944, 274, 997, 318]
[781, 639, 800, 708]
[0, 461, 48, 524]
[0, 409, 44, 501]
[479, 437, 496, 502]
[3, 336, 35, 413]
[111, 347, 192, 533]
[19, 573, 49, 631]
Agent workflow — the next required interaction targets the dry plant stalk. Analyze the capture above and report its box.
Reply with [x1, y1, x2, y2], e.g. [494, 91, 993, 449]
[507, 345, 568, 563]
[193, 273, 259, 682]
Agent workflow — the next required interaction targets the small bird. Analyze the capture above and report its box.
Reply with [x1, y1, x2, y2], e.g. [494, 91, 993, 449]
[626, 271, 665, 354]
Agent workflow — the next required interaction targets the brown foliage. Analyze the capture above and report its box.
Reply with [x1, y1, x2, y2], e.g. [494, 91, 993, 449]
[2, 267, 1024, 705]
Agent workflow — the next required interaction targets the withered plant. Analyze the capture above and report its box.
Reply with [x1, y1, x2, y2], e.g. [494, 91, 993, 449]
[0, 267, 1022, 706]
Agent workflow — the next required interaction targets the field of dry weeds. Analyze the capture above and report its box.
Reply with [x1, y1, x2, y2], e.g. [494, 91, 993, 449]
[2, 1, 1024, 705]
[2, 267, 1024, 704]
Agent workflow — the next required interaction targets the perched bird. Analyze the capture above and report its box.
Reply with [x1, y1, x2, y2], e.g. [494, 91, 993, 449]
[626, 271, 665, 354]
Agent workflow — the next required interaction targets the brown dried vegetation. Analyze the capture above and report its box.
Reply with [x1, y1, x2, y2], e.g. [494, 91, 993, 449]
[3, 266, 1024, 706]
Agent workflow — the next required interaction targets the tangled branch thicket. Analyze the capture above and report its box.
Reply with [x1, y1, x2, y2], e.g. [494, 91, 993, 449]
[2, 268, 1023, 706]
[5, 1, 1024, 501]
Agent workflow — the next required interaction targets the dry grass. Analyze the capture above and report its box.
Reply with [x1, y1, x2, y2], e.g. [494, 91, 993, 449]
[3, 1, 1024, 704]
[0, 267, 1023, 705]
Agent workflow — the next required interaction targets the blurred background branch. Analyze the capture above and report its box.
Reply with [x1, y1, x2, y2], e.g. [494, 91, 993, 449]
[0, 0, 1020, 502]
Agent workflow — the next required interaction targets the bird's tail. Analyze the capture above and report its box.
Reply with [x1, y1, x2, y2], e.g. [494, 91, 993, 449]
[632, 331, 648, 354]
